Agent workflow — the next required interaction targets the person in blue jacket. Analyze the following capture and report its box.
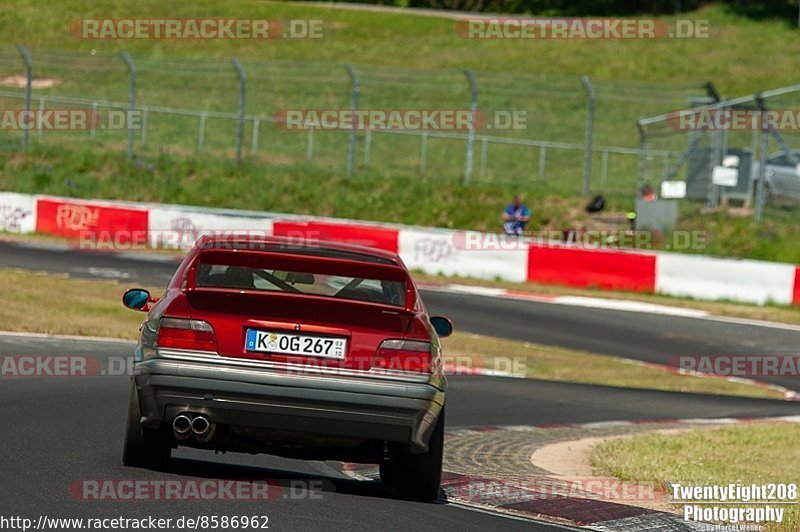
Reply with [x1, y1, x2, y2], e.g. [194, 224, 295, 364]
[502, 195, 531, 236]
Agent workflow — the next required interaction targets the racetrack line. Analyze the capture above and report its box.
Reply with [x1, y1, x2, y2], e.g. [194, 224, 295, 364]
[2, 241, 799, 392]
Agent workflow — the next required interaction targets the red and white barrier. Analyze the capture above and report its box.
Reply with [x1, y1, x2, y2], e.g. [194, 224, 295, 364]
[528, 245, 657, 293]
[0, 192, 36, 234]
[399, 228, 528, 283]
[656, 253, 797, 306]
[3, 192, 800, 307]
[148, 206, 274, 249]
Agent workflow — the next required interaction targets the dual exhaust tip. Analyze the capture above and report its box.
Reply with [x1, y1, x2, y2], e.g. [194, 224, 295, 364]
[172, 413, 214, 442]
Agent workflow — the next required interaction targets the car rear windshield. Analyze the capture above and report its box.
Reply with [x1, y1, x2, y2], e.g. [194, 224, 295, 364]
[195, 264, 407, 307]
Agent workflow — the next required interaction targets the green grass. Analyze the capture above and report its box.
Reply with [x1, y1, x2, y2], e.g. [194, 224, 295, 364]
[0, 1, 799, 261]
[442, 332, 784, 399]
[591, 423, 800, 531]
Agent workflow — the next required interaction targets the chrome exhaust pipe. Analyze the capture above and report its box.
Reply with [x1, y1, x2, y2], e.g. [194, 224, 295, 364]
[191, 415, 215, 442]
[172, 414, 192, 440]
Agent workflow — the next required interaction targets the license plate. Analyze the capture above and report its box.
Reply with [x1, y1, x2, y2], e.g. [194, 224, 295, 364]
[245, 329, 347, 359]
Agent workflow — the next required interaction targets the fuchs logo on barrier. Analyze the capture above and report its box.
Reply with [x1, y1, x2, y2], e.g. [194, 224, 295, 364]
[70, 19, 324, 40]
[0, 109, 141, 131]
[668, 109, 800, 131]
[456, 18, 709, 40]
[57, 204, 100, 232]
[449, 477, 663, 502]
[672, 355, 800, 377]
[0, 356, 132, 377]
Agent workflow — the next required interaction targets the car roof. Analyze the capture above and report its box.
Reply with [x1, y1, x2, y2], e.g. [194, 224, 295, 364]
[194, 234, 401, 266]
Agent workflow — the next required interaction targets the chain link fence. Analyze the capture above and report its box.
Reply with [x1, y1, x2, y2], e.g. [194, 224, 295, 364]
[637, 84, 800, 223]
[0, 45, 714, 201]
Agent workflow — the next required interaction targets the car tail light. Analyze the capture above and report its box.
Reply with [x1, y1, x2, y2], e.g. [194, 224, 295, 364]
[373, 339, 434, 373]
[156, 317, 217, 352]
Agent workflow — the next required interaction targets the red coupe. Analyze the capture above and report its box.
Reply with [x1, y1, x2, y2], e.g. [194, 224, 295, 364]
[121, 235, 451, 502]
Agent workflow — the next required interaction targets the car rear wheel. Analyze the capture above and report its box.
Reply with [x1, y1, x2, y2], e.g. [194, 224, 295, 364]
[394, 408, 444, 502]
[122, 384, 171, 468]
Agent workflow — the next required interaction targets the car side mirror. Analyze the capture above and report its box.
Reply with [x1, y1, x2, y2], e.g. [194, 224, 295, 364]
[430, 316, 453, 338]
[122, 288, 155, 312]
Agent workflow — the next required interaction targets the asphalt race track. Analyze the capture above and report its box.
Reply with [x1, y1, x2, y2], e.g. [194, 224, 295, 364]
[2, 241, 800, 530]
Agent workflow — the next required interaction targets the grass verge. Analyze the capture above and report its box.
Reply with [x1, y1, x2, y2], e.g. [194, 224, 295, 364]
[0, 267, 785, 399]
[0, 269, 158, 339]
[590, 423, 800, 531]
[441, 332, 783, 400]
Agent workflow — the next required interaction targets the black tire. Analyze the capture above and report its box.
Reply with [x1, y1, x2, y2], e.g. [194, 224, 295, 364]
[394, 408, 444, 502]
[122, 384, 171, 468]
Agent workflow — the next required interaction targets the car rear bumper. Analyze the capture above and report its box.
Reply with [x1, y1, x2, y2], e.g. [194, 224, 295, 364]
[133, 354, 446, 453]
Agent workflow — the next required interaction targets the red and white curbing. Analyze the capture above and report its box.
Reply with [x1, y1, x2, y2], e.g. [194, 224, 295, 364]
[2, 191, 800, 306]
[617, 358, 800, 402]
[343, 416, 800, 530]
[439, 415, 800, 436]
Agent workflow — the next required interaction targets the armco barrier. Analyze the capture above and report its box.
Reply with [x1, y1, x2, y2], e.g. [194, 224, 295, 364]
[0, 192, 36, 233]
[273, 220, 399, 253]
[2, 191, 799, 307]
[399, 228, 529, 283]
[35, 197, 148, 241]
[656, 253, 797, 306]
[527, 245, 656, 293]
[148, 206, 274, 249]
[794, 268, 800, 306]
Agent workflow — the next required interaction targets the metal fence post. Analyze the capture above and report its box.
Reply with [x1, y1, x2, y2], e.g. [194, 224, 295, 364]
[463, 69, 478, 185]
[306, 127, 314, 160]
[37, 97, 45, 138]
[198, 113, 206, 152]
[755, 95, 768, 223]
[479, 137, 488, 177]
[232, 58, 246, 164]
[141, 108, 148, 147]
[344, 64, 359, 177]
[636, 122, 647, 194]
[580, 75, 596, 195]
[364, 129, 371, 165]
[251, 118, 260, 154]
[89, 102, 98, 139]
[538, 145, 546, 180]
[120, 52, 136, 159]
[16, 45, 33, 150]
[708, 128, 723, 209]
[419, 132, 428, 175]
